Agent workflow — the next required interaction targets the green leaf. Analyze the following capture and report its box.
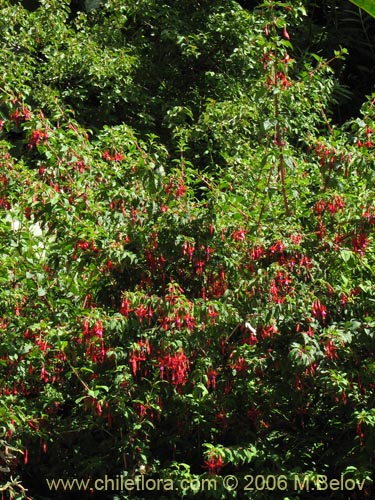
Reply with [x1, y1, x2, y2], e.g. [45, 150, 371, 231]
[340, 249, 353, 262]
[349, 0, 375, 18]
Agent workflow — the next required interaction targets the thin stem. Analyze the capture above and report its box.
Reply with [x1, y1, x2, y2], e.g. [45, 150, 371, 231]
[274, 92, 290, 215]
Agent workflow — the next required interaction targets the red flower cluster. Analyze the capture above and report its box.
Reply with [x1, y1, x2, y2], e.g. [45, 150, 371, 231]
[351, 233, 369, 256]
[28, 129, 48, 149]
[232, 228, 246, 241]
[165, 177, 187, 198]
[325, 339, 338, 360]
[356, 126, 373, 148]
[314, 196, 345, 215]
[102, 150, 124, 161]
[82, 318, 104, 339]
[158, 350, 189, 386]
[270, 270, 293, 303]
[9, 106, 31, 126]
[130, 340, 151, 376]
[311, 300, 327, 322]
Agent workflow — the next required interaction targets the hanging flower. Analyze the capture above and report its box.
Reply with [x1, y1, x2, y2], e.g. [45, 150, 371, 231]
[203, 453, 224, 474]
[312, 300, 327, 322]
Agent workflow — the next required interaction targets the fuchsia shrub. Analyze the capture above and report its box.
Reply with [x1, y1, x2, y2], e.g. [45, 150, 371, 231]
[0, 1, 375, 499]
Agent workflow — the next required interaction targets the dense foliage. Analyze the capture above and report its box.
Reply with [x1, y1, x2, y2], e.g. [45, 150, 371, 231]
[1, 1, 375, 499]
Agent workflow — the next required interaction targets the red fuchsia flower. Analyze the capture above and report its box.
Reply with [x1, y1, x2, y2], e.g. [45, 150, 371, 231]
[71, 159, 86, 173]
[40, 364, 49, 383]
[290, 233, 302, 245]
[335, 195, 344, 211]
[82, 318, 90, 337]
[207, 306, 219, 324]
[77, 240, 90, 251]
[194, 260, 205, 275]
[351, 233, 369, 256]
[325, 339, 338, 360]
[158, 315, 170, 330]
[0, 174, 7, 188]
[164, 179, 174, 194]
[96, 401, 102, 416]
[207, 368, 217, 389]
[305, 326, 315, 338]
[92, 319, 103, 338]
[314, 199, 326, 215]
[203, 454, 224, 474]
[298, 255, 312, 272]
[175, 182, 187, 197]
[10, 106, 31, 126]
[173, 312, 182, 330]
[269, 241, 284, 255]
[182, 241, 195, 261]
[102, 150, 124, 161]
[0, 196, 10, 209]
[135, 403, 148, 419]
[340, 293, 348, 307]
[102, 150, 112, 160]
[145, 249, 164, 271]
[327, 195, 345, 215]
[283, 27, 290, 40]
[305, 362, 318, 377]
[276, 270, 292, 287]
[120, 297, 132, 317]
[280, 52, 290, 66]
[260, 324, 278, 339]
[250, 245, 265, 261]
[134, 304, 150, 323]
[158, 350, 190, 386]
[311, 300, 327, 322]
[269, 279, 282, 303]
[28, 129, 48, 149]
[35, 336, 50, 353]
[165, 177, 186, 197]
[232, 228, 246, 241]
[229, 353, 248, 372]
[357, 422, 365, 446]
[184, 313, 196, 331]
[315, 220, 326, 240]
[277, 71, 291, 89]
[242, 328, 257, 345]
[211, 277, 227, 298]
[129, 340, 151, 376]
[113, 152, 124, 161]
[86, 342, 108, 363]
[205, 245, 214, 261]
[362, 207, 375, 225]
